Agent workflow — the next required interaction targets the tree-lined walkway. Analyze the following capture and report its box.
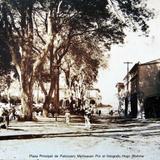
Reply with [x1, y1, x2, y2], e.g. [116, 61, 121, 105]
[1, 117, 160, 140]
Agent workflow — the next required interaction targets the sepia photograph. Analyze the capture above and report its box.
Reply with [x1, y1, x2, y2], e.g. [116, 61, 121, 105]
[0, 0, 159, 160]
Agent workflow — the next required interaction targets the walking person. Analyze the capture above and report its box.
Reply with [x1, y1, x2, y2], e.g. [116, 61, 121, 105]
[3, 108, 9, 127]
[98, 110, 101, 116]
[84, 101, 92, 129]
[84, 109, 91, 129]
[12, 106, 16, 120]
[0, 106, 4, 125]
[65, 109, 70, 125]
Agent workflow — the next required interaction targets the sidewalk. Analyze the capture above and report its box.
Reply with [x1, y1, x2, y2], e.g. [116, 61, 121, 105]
[0, 115, 86, 140]
[0, 115, 160, 140]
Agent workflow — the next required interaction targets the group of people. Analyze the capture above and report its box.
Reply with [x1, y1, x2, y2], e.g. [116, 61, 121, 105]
[0, 106, 18, 129]
[0, 96, 96, 129]
[63, 98, 95, 129]
[0, 106, 10, 128]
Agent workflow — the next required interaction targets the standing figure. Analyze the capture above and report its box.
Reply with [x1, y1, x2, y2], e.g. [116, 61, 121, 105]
[2, 108, 9, 127]
[12, 107, 16, 120]
[98, 110, 101, 116]
[0, 107, 4, 124]
[65, 109, 70, 124]
[84, 103, 92, 129]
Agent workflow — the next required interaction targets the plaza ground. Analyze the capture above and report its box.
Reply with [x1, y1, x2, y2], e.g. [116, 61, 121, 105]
[0, 116, 160, 160]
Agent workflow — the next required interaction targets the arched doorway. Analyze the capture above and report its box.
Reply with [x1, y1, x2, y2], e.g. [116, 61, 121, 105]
[144, 96, 160, 118]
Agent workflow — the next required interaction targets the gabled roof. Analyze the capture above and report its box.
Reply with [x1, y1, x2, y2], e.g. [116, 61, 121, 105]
[141, 58, 160, 65]
[123, 62, 139, 80]
[129, 62, 140, 74]
[116, 82, 124, 88]
[123, 58, 160, 80]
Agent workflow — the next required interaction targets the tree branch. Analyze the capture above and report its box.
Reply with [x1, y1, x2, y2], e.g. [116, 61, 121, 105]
[38, 79, 48, 96]
[33, 15, 46, 45]
[70, 28, 97, 37]
[7, 9, 23, 39]
[32, 46, 43, 55]
[57, 0, 63, 15]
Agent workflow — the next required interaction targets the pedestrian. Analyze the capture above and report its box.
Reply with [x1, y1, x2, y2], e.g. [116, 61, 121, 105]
[3, 108, 9, 127]
[84, 109, 91, 129]
[0, 106, 3, 117]
[109, 110, 113, 116]
[12, 107, 16, 120]
[98, 110, 101, 116]
[65, 109, 70, 124]
[0, 106, 4, 124]
[84, 102, 92, 129]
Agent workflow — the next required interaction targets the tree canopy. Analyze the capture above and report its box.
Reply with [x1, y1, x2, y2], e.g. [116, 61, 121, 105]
[0, 0, 154, 119]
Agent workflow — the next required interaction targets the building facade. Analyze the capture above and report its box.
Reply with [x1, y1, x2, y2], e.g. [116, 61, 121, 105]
[120, 59, 160, 119]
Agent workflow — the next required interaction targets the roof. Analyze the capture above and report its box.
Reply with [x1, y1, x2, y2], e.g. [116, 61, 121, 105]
[123, 58, 160, 80]
[123, 62, 139, 80]
[116, 82, 124, 88]
[129, 62, 140, 74]
[141, 58, 160, 65]
[97, 104, 112, 108]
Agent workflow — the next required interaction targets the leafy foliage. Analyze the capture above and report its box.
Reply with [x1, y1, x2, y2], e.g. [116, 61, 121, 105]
[0, 0, 154, 87]
[0, 0, 154, 117]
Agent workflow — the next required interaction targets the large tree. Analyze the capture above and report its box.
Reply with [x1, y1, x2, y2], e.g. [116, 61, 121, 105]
[0, 31, 14, 101]
[61, 35, 107, 98]
[0, 0, 153, 120]
[36, 35, 107, 115]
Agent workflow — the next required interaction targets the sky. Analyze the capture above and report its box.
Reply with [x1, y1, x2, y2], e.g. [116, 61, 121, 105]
[95, 0, 160, 107]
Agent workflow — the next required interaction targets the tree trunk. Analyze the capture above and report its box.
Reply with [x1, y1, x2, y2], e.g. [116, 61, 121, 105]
[42, 34, 61, 116]
[42, 80, 55, 117]
[20, 49, 34, 121]
[42, 43, 54, 117]
[21, 86, 33, 121]
[20, 64, 33, 120]
[42, 67, 60, 117]
[53, 67, 59, 113]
